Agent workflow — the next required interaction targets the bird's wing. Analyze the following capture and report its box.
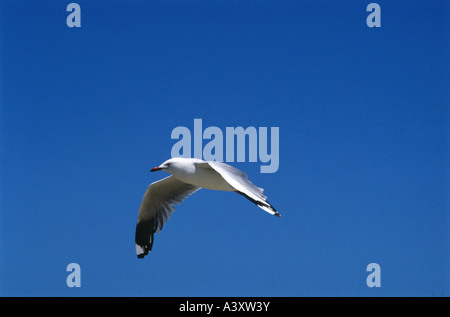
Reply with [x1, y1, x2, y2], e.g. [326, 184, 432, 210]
[135, 175, 200, 258]
[196, 161, 280, 217]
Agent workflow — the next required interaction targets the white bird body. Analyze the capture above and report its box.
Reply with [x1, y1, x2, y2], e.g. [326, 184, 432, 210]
[164, 158, 234, 191]
[135, 157, 280, 259]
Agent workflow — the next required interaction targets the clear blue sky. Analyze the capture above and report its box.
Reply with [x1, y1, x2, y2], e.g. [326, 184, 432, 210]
[0, 0, 448, 296]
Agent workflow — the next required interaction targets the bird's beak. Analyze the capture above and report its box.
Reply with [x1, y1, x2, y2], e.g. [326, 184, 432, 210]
[150, 166, 163, 172]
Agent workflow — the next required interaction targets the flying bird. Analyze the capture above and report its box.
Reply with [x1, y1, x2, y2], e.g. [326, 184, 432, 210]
[135, 157, 280, 258]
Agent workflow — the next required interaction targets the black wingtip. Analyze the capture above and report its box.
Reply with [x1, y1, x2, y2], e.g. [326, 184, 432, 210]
[235, 190, 281, 217]
[135, 218, 157, 259]
[136, 245, 150, 259]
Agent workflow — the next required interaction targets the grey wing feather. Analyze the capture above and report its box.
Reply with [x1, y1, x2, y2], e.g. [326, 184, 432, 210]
[204, 161, 266, 199]
[200, 161, 280, 217]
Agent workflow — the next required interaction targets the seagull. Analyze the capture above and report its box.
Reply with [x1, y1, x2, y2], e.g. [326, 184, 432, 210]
[135, 157, 280, 258]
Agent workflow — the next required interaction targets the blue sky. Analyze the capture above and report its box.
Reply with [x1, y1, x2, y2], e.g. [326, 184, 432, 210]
[0, 0, 448, 296]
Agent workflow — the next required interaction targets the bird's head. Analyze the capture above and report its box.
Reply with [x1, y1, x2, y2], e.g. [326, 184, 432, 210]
[150, 157, 199, 176]
[150, 159, 174, 173]
[150, 157, 190, 173]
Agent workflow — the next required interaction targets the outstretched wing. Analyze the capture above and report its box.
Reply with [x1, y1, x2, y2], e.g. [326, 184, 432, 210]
[135, 176, 200, 258]
[197, 161, 280, 217]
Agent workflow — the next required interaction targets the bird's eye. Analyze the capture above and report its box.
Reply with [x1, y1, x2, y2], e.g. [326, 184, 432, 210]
[166, 163, 171, 167]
